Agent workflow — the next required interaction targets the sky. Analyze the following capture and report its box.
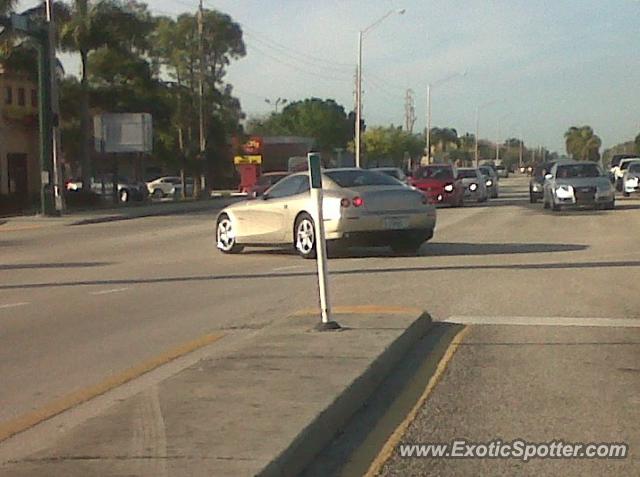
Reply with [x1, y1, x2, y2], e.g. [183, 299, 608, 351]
[18, 0, 640, 153]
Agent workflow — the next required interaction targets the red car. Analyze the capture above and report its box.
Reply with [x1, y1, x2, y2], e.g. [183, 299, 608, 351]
[410, 164, 464, 206]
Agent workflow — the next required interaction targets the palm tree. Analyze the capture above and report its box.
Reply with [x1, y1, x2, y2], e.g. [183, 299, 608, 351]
[430, 127, 459, 160]
[564, 126, 601, 161]
[59, 0, 148, 187]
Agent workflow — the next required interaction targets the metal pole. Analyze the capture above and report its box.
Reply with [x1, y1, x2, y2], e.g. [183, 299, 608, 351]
[519, 133, 523, 170]
[426, 83, 431, 164]
[355, 31, 362, 168]
[46, 0, 63, 214]
[197, 0, 206, 194]
[495, 118, 500, 163]
[474, 106, 479, 168]
[307, 153, 339, 331]
[36, 30, 54, 216]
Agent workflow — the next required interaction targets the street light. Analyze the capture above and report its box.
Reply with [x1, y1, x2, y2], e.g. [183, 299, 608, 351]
[355, 8, 406, 168]
[265, 97, 287, 113]
[425, 70, 467, 164]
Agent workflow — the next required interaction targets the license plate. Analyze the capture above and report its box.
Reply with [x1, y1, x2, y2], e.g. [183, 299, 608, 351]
[384, 217, 410, 230]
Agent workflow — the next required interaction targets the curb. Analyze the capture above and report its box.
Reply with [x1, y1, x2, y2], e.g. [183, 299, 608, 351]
[68, 197, 240, 226]
[258, 312, 434, 477]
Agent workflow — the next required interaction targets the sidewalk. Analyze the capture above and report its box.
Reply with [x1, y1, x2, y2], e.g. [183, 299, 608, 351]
[0, 310, 431, 477]
[0, 196, 240, 230]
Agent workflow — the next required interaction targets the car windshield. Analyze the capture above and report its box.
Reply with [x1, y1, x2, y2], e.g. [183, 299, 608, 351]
[457, 169, 477, 179]
[375, 169, 403, 180]
[479, 167, 492, 176]
[556, 164, 602, 178]
[258, 174, 286, 186]
[629, 163, 640, 173]
[620, 160, 640, 171]
[415, 166, 453, 180]
[325, 169, 401, 187]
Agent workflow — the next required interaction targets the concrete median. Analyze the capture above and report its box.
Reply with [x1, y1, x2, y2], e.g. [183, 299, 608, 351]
[0, 309, 432, 477]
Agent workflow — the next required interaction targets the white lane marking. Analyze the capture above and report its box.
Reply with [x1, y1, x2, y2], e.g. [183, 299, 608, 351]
[443, 316, 640, 328]
[272, 265, 305, 272]
[0, 302, 29, 310]
[90, 287, 130, 296]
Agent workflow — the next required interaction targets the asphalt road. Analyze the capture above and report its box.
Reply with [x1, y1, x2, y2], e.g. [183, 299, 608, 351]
[2, 175, 640, 473]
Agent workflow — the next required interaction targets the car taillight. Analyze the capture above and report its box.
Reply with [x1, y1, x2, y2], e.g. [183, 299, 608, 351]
[340, 198, 351, 208]
[352, 196, 364, 207]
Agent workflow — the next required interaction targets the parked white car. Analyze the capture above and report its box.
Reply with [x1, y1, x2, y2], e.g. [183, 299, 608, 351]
[146, 176, 183, 198]
[622, 161, 640, 197]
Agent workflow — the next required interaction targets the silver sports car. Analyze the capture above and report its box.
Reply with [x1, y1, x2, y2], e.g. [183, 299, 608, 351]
[216, 168, 437, 258]
[543, 160, 615, 211]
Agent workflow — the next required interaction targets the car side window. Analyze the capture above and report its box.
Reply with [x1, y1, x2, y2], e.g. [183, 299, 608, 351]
[267, 176, 306, 199]
[297, 175, 310, 194]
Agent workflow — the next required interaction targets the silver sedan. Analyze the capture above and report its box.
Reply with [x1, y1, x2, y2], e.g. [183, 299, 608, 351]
[543, 161, 615, 211]
[215, 168, 437, 258]
[457, 168, 489, 202]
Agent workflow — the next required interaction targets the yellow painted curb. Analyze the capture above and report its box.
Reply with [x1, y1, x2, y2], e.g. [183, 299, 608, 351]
[364, 325, 470, 477]
[0, 333, 224, 443]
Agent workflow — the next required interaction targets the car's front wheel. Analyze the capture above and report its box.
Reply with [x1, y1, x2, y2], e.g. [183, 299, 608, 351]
[216, 214, 244, 254]
[153, 189, 164, 199]
[294, 213, 317, 259]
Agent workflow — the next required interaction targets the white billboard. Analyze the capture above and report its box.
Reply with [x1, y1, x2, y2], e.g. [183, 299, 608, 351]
[94, 113, 153, 153]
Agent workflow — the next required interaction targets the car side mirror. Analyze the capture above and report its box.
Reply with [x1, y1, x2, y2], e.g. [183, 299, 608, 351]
[544, 173, 553, 180]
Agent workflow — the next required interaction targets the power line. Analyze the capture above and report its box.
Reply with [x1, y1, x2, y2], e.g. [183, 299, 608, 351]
[246, 43, 352, 83]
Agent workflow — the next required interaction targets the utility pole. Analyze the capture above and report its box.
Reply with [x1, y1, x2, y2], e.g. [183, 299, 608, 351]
[197, 0, 206, 196]
[426, 84, 432, 164]
[355, 31, 363, 168]
[46, 0, 63, 214]
[474, 106, 479, 168]
[519, 133, 523, 170]
[404, 89, 416, 134]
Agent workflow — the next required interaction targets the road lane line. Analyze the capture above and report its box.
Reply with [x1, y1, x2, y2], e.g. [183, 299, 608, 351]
[0, 224, 44, 233]
[272, 265, 305, 272]
[0, 302, 29, 310]
[293, 305, 424, 317]
[89, 287, 130, 296]
[0, 332, 225, 444]
[364, 326, 470, 477]
[443, 316, 640, 327]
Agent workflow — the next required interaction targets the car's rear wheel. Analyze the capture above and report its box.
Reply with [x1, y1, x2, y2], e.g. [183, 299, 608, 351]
[294, 213, 317, 259]
[216, 214, 244, 254]
[623, 191, 630, 197]
[153, 189, 164, 199]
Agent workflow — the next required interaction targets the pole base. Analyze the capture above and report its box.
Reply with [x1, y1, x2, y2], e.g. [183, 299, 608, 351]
[314, 321, 342, 332]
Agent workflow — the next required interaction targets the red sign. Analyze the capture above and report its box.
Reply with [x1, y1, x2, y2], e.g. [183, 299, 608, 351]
[242, 137, 263, 155]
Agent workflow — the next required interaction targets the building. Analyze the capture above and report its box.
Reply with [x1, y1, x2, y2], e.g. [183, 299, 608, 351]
[0, 65, 40, 213]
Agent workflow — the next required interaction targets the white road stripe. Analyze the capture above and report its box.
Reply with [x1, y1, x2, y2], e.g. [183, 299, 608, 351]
[272, 265, 304, 272]
[90, 287, 130, 296]
[0, 302, 29, 310]
[443, 316, 640, 328]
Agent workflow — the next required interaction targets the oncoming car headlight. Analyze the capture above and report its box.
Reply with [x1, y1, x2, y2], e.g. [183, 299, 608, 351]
[469, 183, 478, 191]
[485, 179, 493, 187]
[444, 184, 454, 192]
[555, 185, 574, 199]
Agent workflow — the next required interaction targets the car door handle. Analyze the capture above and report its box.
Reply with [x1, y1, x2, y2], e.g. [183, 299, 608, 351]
[283, 204, 288, 209]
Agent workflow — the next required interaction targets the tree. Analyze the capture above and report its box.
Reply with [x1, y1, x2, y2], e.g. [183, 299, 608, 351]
[362, 126, 423, 167]
[635, 132, 640, 155]
[59, 0, 151, 188]
[429, 127, 458, 157]
[247, 98, 352, 152]
[564, 126, 602, 161]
